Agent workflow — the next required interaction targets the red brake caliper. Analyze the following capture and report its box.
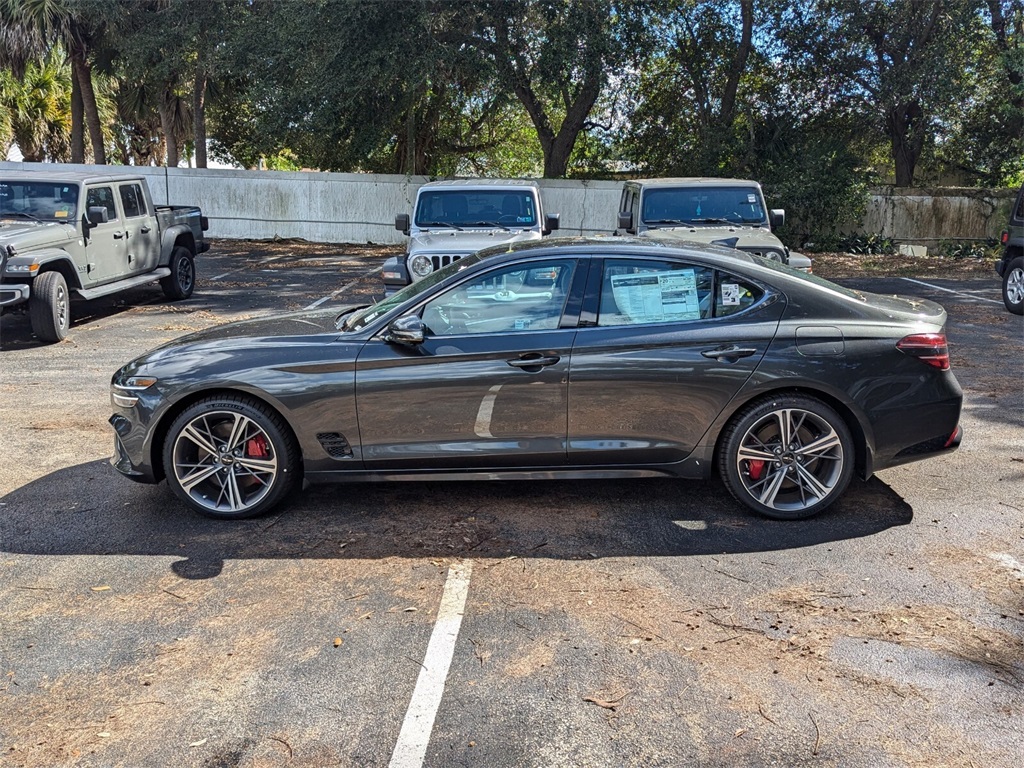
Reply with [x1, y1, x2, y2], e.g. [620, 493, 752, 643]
[748, 460, 765, 480]
[246, 435, 269, 458]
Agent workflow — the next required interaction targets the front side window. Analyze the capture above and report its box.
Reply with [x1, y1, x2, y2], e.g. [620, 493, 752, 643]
[597, 259, 765, 326]
[85, 186, 118, 221]
[119, 184, 147, 218]
[421, 259, 575, 336]
[641, 186, 767, 226]
[414, 190, 537, 228]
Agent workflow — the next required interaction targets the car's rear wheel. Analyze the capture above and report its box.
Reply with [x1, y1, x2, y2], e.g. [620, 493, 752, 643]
[29, 271, 70, 343]
[162, 396, 298, 519]
[718, 394, 854, 520]
[161, 246, 195, 300]
[1002, 255, 1023, 315]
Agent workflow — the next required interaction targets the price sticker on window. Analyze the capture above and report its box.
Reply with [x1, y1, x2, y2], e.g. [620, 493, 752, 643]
[721, 283, 741, 306]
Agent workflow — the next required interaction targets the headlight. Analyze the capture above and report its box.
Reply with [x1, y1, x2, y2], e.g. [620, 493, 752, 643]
[111, 376, 158, 408]
[409, 255, 433, 278]
[5, 262, 40, 274]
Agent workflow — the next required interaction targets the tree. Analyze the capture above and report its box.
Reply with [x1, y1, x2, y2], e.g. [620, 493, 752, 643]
[0, 47, 72, 161]
[464, 0, 648, 177]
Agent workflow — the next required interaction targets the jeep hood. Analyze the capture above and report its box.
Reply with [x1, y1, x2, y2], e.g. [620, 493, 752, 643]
[644, 226, 783, 250]
[0, 220, 76, 249]
[409, 228, 541, 255]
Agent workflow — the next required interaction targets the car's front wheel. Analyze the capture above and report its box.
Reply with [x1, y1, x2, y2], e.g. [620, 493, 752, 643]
[718, 394, 854, 520]
[162, 396, 299, 519]
[29, 271, 70, 343]
[1002, 255, 1023, 315]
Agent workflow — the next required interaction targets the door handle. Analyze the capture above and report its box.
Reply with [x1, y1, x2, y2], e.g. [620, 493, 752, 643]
[140, 226, 151, 234]
[701, 346, 757, 360]
[113, 231, 124, 239]
[507, 354, 560, 370]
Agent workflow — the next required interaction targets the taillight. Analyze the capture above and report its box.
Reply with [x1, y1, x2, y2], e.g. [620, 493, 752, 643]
[1001, 230, 1010, 245]
[897, 333, 949, 370]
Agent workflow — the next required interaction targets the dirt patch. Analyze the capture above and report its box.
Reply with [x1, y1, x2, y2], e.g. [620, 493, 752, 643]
[811, 252, 998, 280]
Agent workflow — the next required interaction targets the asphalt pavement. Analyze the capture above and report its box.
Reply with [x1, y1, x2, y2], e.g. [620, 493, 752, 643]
[1, 244, 1021, 767]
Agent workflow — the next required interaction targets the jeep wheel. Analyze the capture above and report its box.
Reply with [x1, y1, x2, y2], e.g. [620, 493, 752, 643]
[1002, 256, 1023, 315]
[161, 246, 196, 301]
[29, 271, 70, 343]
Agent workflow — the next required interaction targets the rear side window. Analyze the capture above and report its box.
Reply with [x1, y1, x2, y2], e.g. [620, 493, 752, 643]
[597, 259, 765, 326]
[85, 187, 117, 221]
[119, 184, 146, 218]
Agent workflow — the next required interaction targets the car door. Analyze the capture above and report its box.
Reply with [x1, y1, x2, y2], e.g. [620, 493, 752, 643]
[118, 182, 160, 273]
[355, 258, 583, 469]
[82, 184, 127, 284]
[567, 256, 785, 465]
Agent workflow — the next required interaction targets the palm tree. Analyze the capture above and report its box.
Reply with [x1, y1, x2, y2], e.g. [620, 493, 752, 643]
[0, 0, 108, 164]
[0, 46, 72, 161]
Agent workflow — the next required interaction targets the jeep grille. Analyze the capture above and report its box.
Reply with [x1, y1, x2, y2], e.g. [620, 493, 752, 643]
[430, 254, 464, 271]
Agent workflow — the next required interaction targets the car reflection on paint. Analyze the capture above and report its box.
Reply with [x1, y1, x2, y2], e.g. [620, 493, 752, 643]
[109, 237, 962, 521]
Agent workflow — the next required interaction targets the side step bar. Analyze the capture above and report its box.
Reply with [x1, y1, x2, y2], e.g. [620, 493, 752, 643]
[75, 268, 171, 300]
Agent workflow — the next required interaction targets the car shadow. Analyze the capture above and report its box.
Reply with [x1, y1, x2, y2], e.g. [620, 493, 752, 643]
[0, 460, 913, 579]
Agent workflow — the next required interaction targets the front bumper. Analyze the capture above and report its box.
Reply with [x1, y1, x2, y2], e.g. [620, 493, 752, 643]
[0, 283, 30, 307]
[381, 255, 410, 297]
[109, 412, 158, 483]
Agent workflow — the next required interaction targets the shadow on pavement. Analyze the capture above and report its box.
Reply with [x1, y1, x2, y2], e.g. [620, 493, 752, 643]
[1, 460, 913, 579]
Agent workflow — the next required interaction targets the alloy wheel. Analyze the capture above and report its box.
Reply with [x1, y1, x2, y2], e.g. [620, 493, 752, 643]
[1007, 267, 1024, 307]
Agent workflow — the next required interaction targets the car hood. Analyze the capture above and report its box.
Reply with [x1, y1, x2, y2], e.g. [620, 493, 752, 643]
[644, 226, 784, 250]
[165, 305, 363, 348]
[409, 228, 541, 255]
[0, 220, 76, 249]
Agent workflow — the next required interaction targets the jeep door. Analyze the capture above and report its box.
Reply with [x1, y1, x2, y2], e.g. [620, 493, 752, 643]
[118, 182, 160, 273]
[355, 258, 583, 469]
[82, 185, 128, 284]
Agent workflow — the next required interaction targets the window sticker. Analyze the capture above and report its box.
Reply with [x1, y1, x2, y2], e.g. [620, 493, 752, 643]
[610, 268, 700, 322]
[747, 194, 757, 203]
[513, 318, 532, 330]
[721, 283, 741, 306]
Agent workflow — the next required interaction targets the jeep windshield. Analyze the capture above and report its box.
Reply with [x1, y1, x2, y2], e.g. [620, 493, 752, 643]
[0, 180, 79, 224]
[414, 190, 537, 229]
[642, 187, 767, 227]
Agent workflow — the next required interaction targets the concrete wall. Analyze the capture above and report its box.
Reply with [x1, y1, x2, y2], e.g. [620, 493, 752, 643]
[860, 186, 1019, 242]
[0, 161, 622, 243]
[2, 161, 1013, 244]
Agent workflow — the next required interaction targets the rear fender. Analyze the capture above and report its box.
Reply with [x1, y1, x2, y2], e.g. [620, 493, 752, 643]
[159, 225, 196, 265]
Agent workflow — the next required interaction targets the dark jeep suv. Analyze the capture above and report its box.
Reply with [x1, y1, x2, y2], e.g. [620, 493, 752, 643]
[997, 183, 1023, 315]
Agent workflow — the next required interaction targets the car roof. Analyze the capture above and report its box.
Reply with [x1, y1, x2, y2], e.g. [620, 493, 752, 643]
[0, 170, 148, 185]
[419, 179, 540, 191]
[626, 177, 763, 189]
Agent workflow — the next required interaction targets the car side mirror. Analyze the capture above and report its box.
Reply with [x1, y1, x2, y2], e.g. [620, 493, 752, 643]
[769, 209, 785, 229]
[395, 213, 410, 235]
[385, 314, 425, 346]
[543, 213, 560, 235]
[87, 206, 109, 226]
[618, 211, 633, 232]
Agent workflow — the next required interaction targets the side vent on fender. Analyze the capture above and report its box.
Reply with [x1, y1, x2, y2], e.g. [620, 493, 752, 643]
[317, 432, 353, 459]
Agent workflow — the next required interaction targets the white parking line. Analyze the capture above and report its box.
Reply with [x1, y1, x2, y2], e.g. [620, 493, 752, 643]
[304, 266, 380, 310]
[389, 560, 472, 768]
[899, 277, 1002, 305]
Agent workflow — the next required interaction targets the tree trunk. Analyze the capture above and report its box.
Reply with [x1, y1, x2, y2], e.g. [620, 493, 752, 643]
[70, 73, 85, 164]
[888, 101, 925, 187]
[193, 66, 208, 168]
[159, 95, 179, 168]
[73, 55, 105, 165]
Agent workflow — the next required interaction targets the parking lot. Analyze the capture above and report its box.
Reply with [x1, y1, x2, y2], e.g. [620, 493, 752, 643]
[1, 241, 1022, 767]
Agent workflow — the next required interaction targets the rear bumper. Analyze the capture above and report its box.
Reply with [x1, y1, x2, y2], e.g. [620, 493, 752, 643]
[0, 283, 30, 307]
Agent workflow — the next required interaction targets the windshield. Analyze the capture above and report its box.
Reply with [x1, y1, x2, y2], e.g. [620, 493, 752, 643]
[414, 189, 538, 229]
[343, 252, 484, 331]
[0, 180, 79, 223]
[642, 186, 767, 226]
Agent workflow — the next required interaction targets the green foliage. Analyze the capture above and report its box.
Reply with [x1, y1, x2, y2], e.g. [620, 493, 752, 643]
[934, 238, 1002, 260]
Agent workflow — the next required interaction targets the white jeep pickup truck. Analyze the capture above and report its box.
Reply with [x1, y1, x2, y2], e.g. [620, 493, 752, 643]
[381, 179, 560, 296]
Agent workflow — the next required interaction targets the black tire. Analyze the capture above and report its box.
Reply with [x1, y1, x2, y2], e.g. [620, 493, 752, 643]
[717, 394, 855, 520]
[162, 395, 299, 519]
[161, 246, 196, 300]
[29, 271, 70, 343]
[1002, 255, 1023, 315]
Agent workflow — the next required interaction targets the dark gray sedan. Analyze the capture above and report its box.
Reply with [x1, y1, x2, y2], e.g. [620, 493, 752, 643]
[109, 238, 962, 520]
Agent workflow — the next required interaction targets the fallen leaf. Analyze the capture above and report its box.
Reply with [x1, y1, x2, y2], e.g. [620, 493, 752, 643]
[583, 693, 628, 711]
[333, 637, 343, 648]
[403, 607, 417, 613]
[97, 732, 110, 738]
[189, 738, 207, 747]
[90, 586, 111, 592]
[735, 728, 746, 738]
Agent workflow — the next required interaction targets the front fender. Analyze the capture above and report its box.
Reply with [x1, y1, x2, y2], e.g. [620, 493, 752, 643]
[5, 248, 83, 290]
